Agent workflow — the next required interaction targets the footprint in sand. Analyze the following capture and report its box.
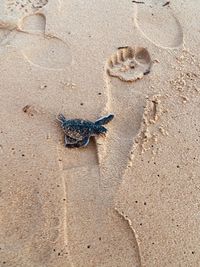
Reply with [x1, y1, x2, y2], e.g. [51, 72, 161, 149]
[133, 0, 183, 49]
[16, 14, 71, 70]
[99, 46, 153, 190]
[107, 46, 152, 82]
[0, 1, 71, 70]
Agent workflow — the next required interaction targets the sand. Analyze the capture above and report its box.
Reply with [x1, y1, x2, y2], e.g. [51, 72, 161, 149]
[0, 0, 200, 266]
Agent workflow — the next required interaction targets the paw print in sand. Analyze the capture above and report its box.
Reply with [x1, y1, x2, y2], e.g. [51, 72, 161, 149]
[106, 46, 152, 82]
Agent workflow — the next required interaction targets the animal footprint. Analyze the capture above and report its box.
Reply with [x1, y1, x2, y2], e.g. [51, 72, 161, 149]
[107, 46, 152, 82]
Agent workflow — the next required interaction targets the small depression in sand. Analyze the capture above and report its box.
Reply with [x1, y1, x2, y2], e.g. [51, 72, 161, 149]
[17, 14, 71, 69]
[99, 46, 153, 190]
[0, 13, 72, 70]
[133, 1, 183, 48]
[107, 46, 152, 82]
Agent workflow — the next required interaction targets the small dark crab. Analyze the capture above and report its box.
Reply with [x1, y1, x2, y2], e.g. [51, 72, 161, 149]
[57, 113, 114, 148]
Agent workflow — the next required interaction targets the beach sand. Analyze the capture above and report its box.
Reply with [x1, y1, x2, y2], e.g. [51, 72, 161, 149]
[0, 0, 200, 266]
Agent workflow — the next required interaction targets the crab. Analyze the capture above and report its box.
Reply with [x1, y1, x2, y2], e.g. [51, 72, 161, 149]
[57, 113, 114, 148]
